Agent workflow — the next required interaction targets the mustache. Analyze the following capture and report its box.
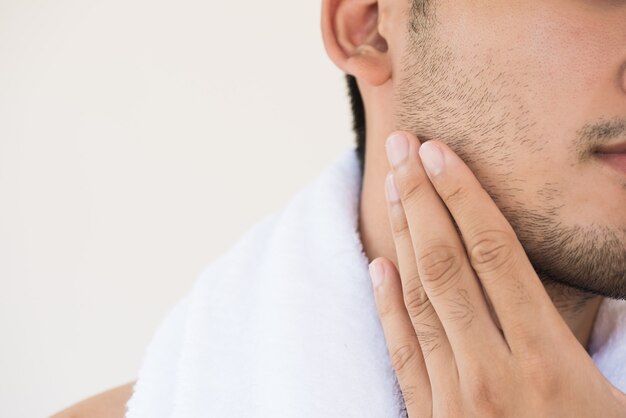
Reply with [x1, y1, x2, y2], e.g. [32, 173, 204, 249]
[577, 118, 626, 149]
[575, 118, 626, 159]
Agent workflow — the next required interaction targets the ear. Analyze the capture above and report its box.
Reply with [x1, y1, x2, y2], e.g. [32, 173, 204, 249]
[321, 0, 391, 87]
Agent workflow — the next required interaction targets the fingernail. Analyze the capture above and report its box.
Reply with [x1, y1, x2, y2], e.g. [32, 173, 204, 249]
[419, 141, 444, 176]
[385, 172, 400, 202]
[386, 133, 409, 168]
[369, 261, 385, 289]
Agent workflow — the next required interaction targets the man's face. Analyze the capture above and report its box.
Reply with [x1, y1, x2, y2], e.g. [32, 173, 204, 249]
[390, 0, 626, 298]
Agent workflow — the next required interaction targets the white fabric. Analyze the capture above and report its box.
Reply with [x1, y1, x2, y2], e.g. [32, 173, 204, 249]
[126, 147, 626, 418]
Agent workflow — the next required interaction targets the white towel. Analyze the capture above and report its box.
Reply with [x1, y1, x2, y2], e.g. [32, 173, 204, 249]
[125, 147, 626, 417]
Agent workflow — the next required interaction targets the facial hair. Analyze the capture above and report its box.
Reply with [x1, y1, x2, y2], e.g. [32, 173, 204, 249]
[394, 11, 626, 301]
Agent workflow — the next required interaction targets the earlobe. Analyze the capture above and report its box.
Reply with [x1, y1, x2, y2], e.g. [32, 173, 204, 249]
[321, 0, 392, 87]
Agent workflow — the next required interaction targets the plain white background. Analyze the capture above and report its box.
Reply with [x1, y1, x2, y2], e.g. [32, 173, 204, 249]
[0, 1, 353, 416]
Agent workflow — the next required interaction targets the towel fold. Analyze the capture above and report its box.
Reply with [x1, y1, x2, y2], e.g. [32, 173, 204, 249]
[126, 147, 626, 417]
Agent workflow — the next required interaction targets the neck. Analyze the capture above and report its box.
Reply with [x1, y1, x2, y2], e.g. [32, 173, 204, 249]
[541, 281, 603, 350]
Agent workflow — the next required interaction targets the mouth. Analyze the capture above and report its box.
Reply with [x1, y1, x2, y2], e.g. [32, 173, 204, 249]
[593, 141, 626, 176]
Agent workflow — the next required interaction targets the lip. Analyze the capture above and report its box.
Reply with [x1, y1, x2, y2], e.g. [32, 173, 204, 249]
[595, 141, 626, 154]
[594, 152, 626, 176]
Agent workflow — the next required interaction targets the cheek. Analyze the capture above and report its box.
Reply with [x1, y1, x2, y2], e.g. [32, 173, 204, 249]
[435, 3, 622, 156]
[394, 1, 626, 231]
[513, 15, 621, 138]
[399, 0, 625, 126]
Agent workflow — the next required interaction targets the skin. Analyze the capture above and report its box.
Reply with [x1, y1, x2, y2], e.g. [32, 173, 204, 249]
[393, 0, 626, 303]
[322, 1, 626, 344]
[371, 131, 626, 416]
[49, 380, 135, 417]
[321, 0, 626, 415]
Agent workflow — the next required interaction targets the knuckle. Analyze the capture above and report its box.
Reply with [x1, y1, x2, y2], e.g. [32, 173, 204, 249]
[417, 243, 464, 295]
[507, 320, 544, 352]
[520, 355, 560, 401]
[403, 274, 432, 320]
[389, 204, 410, 236]
[441, 183, 469, 205]
[376, 295, 396, 319]
[445, 288, 475, 332]
[414, 322, 442, 360]
[466, 375, 502, 418]
[396, 170, 428, 203]
[535, 374, 560, 401]
[390, 340, 422, 375]
[468, 229, 516, 275]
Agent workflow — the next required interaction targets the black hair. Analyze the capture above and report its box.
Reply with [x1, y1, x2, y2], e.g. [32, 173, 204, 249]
[346, 74, 366, 176]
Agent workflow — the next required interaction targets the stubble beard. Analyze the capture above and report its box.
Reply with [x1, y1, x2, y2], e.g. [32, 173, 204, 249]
[394, 14, 626, 308]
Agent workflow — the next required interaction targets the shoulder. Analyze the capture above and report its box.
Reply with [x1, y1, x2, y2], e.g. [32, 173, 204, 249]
[50, 380, 136, 418]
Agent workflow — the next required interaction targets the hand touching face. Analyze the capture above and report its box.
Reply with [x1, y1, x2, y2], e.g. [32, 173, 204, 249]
[368, 131, 626, 417]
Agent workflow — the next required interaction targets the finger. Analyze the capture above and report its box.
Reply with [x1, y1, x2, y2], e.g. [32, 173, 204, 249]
[369, 257, 432, 417]
[384, 170, 460, 398]
[385, 131, 508, 367]
[417, 139, 563, 353]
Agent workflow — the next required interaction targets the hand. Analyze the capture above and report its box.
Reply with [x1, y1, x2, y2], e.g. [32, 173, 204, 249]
[367, 131, 626, 417]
